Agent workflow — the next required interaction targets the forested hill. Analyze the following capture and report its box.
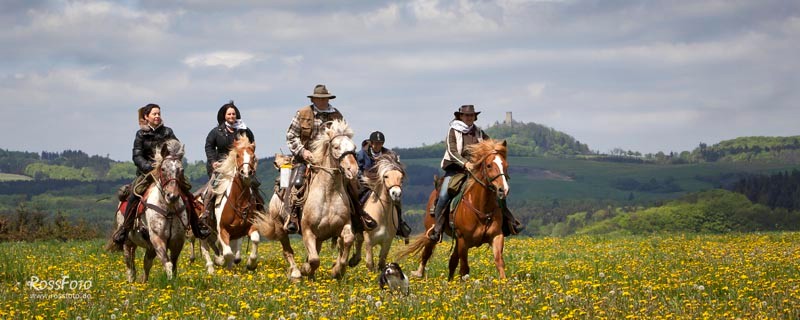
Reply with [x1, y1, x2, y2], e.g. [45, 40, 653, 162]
[692, 136, 800, 163]
[394, 120, 591, 159]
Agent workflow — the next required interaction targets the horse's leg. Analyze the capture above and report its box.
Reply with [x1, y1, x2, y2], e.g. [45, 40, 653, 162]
[377, 237, 392, 272]
[348, 232, 363, 268]
[170, 240, 183, 277]
[365, 233, 376, 271]
[150, 234, 173, 280]
[199, 237, 216, 274]
[246, 228, 260, 271]
[143, 248, 156, 282]
[412, 240, 436, 278]
[332, 224, 355, 279]
[447, 240, 460, 281]
[216, 229, 233, 268]
[457, 238, 470, 279]
[300, 232, 320, 280]
[280, 234, 302, 280]
[492, 234, 507, 279]
[187, 235, 196, 263]
[123, 244, 136, 283]
[229, 237, 242, 269]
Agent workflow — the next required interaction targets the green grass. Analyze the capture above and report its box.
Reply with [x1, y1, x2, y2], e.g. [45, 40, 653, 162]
[1, 233, 799, 319]
[0, 173, 31, 182]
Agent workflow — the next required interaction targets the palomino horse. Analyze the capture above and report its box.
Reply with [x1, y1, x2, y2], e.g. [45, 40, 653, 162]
[200, 134, 263, 273]
[299, 119, 359, 280]
[348, 153, 406, 272]
[398, 139, 510, 280]
[107, 139, 188, 282]
[252, 153, 302, 279]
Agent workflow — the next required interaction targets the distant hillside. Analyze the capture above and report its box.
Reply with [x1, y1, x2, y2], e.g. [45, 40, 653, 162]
[693, 136, 800, 163]
[394, 120, 591, 159]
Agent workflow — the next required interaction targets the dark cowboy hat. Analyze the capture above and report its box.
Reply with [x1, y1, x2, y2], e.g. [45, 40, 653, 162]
[216, 100, 241, 125]
[453, 105, 481, 117]
[307, 84, 336, 99]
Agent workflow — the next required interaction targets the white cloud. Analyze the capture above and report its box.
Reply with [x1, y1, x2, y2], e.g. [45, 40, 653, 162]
[526, 82, 546, 98]
[183, 51, 257, 68]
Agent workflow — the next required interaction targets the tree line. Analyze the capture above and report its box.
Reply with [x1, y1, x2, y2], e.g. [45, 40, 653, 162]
[730, 170, 800, 211]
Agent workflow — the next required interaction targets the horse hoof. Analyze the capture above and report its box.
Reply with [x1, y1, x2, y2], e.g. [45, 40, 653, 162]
[234, 258, 242, 265]
[411, 270, 424, 278]
[347, 257, 360, 268]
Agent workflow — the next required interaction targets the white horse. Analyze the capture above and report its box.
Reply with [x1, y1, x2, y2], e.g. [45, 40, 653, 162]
[349, 154, 406, 272]
[107, 140, 188, 282]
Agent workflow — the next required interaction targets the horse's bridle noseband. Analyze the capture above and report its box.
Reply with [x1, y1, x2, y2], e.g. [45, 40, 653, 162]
[469, 151, 509, 193]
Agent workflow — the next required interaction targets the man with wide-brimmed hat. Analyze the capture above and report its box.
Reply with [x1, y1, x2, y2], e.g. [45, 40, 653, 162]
[428, 105, 525, 242]
[282, 84, 378, 234]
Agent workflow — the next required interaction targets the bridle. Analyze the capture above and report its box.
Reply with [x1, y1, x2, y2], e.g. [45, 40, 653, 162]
[468, 151, 509, 193]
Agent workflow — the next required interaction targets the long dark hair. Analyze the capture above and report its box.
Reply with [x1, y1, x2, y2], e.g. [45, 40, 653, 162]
[217, 100, 241, 125]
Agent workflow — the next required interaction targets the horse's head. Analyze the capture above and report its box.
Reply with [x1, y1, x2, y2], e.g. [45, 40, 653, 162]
[155, 140, 185, 204]
[467, 139, 510, 200]
[233, 134, 257, 183]
[312, 120, 358, 180]
[363, 154, 405, 202]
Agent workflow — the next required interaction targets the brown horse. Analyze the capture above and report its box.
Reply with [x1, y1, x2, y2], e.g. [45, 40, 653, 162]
[398, 139, 510, 280]
[199, 134, 263, 272]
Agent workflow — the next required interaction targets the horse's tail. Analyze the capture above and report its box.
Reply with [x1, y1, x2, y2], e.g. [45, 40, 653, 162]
[395, 234, 432, 261]
[104, 238, 123, 252]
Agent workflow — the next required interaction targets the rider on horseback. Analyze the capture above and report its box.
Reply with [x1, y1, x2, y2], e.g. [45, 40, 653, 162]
[427, 105, 524, 242]
[357, 131, 412, 241]
[112, 104, 211, 245]
[201, 101, 264, 226]
[282, 84, 378, 234]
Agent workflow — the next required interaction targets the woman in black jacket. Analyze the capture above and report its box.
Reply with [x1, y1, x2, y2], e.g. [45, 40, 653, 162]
[112, 103, 209, 245]
[204, 101, 256, 177]
[201, 101, 262, 219]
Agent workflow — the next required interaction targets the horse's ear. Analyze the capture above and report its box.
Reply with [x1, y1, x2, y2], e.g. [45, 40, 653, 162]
[501, 140, 507, 147]
[160, 143, 170, 158]
[178, 144, 186, 157]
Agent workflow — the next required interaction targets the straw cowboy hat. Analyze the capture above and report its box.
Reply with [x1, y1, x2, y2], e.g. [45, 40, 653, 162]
[307, 84, 336, 99]
[454, 105, 481, 117]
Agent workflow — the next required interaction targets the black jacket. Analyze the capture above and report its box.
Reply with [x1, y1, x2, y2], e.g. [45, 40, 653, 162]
[133, 125, 177, 175]
[205, 125, 255, 176]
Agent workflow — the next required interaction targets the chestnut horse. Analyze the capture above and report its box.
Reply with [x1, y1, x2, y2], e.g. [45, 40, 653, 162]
[398, 139, 510, 280]
[107, 139, 188, 282]
[348, 153, 406, 272]
[299, 119, 359, 280]
[200, 134, 263, 273]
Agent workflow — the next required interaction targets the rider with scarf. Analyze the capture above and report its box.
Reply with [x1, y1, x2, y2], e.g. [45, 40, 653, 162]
[428, 105, 524, 242]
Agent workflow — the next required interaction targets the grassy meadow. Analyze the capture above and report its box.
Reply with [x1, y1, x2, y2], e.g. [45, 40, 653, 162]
[1, 233, 799, 319]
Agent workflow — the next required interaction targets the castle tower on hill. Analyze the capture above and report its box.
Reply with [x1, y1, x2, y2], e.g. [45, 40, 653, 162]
[504, 112, 513, 125]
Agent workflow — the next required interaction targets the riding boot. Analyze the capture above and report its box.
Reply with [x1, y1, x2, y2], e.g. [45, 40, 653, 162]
[113, 197, 139, 244]
[282, 185, 300, 234]
[186, 195, 211, 239]
[429, 196, 449, 242]
[251, 178, 266, 212]
[502, 206, 525, 236]
[200, 187, 216, 226]
[395, 202, 411, 243]
[347, 183, 377, 231]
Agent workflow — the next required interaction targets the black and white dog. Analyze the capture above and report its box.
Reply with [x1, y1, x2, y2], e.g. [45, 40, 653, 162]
[379, 262, 409, 295]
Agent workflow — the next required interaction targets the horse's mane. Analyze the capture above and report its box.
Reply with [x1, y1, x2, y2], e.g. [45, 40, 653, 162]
[465, 139, 507, 162]
[309, 119, 353, 165]
[213, 133, 255, 194]
[153, 139, 184, 167]
[361, 153, 406, 193]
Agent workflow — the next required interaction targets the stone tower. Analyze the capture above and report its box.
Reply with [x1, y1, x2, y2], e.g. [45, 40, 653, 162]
[504, 112, 513, 125]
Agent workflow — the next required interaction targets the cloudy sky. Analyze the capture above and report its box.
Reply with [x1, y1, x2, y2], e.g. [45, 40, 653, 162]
[2, 0, 799, 162]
